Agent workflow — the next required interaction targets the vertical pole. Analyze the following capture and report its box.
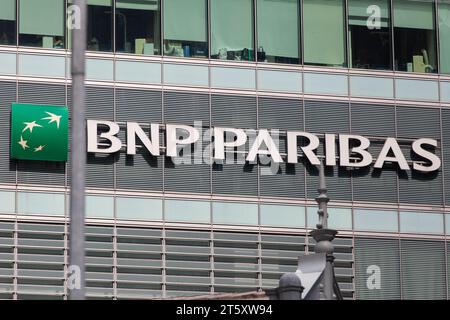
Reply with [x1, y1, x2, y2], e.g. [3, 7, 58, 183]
[310, 160, 338, 300]
[69, 0, 87, 300]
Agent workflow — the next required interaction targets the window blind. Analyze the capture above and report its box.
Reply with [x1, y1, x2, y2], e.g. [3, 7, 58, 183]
[164, 0, 206, 42]
[257, 0, 299, 58]
[211, 0, 253, 54]
[394, 0, 434, 30]
[19, 0, 64, 36]
[0, 0, 15, 21]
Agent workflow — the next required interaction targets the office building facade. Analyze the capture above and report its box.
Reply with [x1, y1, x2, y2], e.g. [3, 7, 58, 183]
[0, 0, 450, 300]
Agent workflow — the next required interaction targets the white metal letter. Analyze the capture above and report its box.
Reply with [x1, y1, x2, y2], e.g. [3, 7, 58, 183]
[412, 138, 441, 172]
[325, 134, 336, 166]
[213, 127, 247, 160]
[87, 120, 122, 153]
[126, 122, 160, 156]
[374, 138, 410, 170]
[166, 124, 200, 158]
[246, 129, 283, 163]
[287, 132, 320, 165]
[339, 134, 372, 167]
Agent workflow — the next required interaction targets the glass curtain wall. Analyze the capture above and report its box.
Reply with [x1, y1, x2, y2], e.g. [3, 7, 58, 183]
[211, 0, 254, 61]
[0, 0, 16, 45]
[393, 0, 437, 73]
[348, 0, 391, 70]
[115, 0, 160, 55]
[19, 0, 65, 48]
[256, 0, 300, 64]
[163, 0, 208, 58]
[439, 1, 450, 74]
[85, 0, 113, 51]
[303, 0, 346, 67]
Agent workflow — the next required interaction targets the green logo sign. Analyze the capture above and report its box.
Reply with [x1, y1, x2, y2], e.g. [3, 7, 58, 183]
[10, 103, 69, 162]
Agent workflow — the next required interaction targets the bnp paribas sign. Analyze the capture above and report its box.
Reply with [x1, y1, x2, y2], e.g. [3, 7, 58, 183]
[10, 104, 441, 173]
[10, 103, 68, 162]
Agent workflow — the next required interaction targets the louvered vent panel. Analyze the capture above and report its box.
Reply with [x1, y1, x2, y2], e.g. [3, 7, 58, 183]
[116, 152, 163, 192]
[354, 237, 401, 300]
[304, 100, 349, 134]
[164, 91, 210, 126]
[116, 88, 162, 123]
[400, 239, 446, 300]
[18, 83, 66, 106]
[212, 163, 258, 196]
[68, 86, 114, 120]
[258, 97, 303, 131]
[259, 163, 305, 199]
[306, 164, 352, 201]
[396, 106, 440, 139]
[350, 103, 395, 137]
[442, 110, 450, 206]
[211, 94, 256, 129]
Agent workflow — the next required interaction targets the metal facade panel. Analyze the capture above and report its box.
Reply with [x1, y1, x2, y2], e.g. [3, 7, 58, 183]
[258, 97, 303, 131]
[259, 163, 305, 199]
[164, 91, 210, 126]
[442, 110, 450, 206]
[400, 239, 447, 300]
[306, 164, 352, 201]
[18, 82, 66, 106]
[116, 152, 163, 192]
[350, 103, 396, 137]
[354, 237, 401, 300]
[304, 100, 349, 134]
[396, 106, 440, 139]
[211, 94, 257, 129]
[0, 81, 17, 184]
[212, 163, 258, 196]
[164, 159, 211, 194]
[116, 88, 162, 123]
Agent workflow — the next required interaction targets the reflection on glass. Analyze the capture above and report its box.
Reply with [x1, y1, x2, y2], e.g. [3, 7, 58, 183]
[164, 0, 207, 58]
[348, 0, 391, 70]
[393, 0, 437, 73]
[260, 204, 304, 227]
[213, 202, 258, 225]
[165, 199, 210, 223]
[439, 2, 450, 74]
[303, 0, 346, 67]
[211, 0, 254, 61]
[0, 0, 16, 45]
[307, 207, 352, 230]
[115, 0, 160, 55]
[116, 197, 162, 220]
[400, 211, 444, 235]
[354, 209, 398, 232]
[86, 195, 114, 218]
[0, 190, 15, 213]
[19, 0, 65, 48]
[256, 0, 299, 64]
[17, 192, 65, 216]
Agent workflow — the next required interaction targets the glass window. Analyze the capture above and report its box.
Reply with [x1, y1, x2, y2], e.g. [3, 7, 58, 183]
[116, 197, 162, 220]
[307, 207, 352, 230]
[211, 0, 254, 61]
[212, 202, 258, 225]
[260, 204, 304, 228]
[86, 195, 114, 218]
[0, 190, 15, 213]
[17, 192, 65, 216]
[393, 0, 437, 73]
[165, 199, 210, 223]
[303, 0, 346, 67]
[446, 214, 450, 235]
[164, 0, 207, 58]
[115, 0, 160, 55]
[0, 0, 16, 45]
[354, 209, 398, 232]
[68, 0, 113, 51]
[256, 0, 299, 64]
[348, 0, 391, 70]
[400, 211, 444, 235]
[439, 2, 450, 74]
[19, 0, 65, 48]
